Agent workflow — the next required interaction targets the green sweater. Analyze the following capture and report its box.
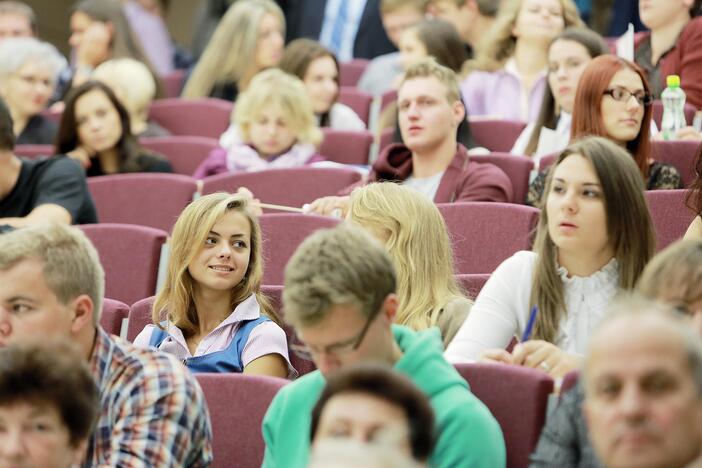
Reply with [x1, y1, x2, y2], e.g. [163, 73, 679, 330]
[262, 325, 506, 467]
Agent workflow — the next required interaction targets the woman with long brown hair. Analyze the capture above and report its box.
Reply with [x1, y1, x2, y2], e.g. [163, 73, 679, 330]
[445, 136, 656, 378]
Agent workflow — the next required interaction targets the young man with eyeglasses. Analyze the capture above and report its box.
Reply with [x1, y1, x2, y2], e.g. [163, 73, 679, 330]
[261, 223, 505, 468]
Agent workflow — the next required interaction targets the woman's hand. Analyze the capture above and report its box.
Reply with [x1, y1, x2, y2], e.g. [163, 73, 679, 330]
[76, 21, 112, 69]
[304, 196, 350, 218]
[511, 340, 582, 378]
[66, 145, 95, 168]
[478, 348, 514, 365]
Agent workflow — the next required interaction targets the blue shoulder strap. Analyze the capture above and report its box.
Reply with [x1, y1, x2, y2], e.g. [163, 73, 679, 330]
[148, 321, 170, 348]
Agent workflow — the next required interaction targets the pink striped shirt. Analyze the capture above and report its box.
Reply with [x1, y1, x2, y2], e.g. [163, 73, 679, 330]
[133, 294, 295, 376]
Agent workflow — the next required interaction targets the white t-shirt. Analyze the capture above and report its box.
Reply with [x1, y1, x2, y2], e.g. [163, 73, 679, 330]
[320, 103, 367, 131]
[403, 170, 445, 201]
[444, 251, 619, 362]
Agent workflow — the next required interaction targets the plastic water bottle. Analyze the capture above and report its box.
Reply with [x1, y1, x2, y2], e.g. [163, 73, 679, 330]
[661, 75, 687, 140]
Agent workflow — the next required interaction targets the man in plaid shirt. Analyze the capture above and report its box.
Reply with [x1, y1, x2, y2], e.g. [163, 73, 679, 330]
[0, 223, 213, 467]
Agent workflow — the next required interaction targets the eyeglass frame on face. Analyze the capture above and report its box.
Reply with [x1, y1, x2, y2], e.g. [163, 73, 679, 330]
[602, 86, 653, 106]
[290, 303, 382, 361]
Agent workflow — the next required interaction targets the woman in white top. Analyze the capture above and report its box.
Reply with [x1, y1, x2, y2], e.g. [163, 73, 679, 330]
[279, 38, 365, 131]
[134, 192, 292, 377]
[445, 136, 655, 378]
[511, 27, 610, 162]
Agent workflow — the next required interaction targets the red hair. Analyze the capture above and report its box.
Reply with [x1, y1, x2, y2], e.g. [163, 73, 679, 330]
[570, 55, 652, 179]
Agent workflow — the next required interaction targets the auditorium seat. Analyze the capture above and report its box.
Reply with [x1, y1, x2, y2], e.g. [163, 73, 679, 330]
[161, 69, 186, 98]
[471, 153, 535, 204]
[81, 224, 167, 305]
[338, 87, 372, 126]
[644, 189, 695, 250]
[259, 214, 340, 285]
[261, 285, 317, 377]
[651, 140, 701, 187]
[140, 135, 220, 176]
[470, 119, 528, 152]
[101, 298, 130, 337]
[126, 296, 156, 342]
[438, 202, 539, 274]
[196, 373, 289, 468]
[201, 167, 362, 211]
[15, 144, 54, 159]
[339, 59, 370, 87]
[149, 98, 233, 139]
[455, 273, 490, 299]
[319, 129, 373, 165]
[87, 173, 197, 232]
[455, 363, 554, 468]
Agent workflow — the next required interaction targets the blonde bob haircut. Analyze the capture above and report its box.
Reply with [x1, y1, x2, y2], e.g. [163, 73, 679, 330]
[400, 57, 461, 104]
[637, 239, 702, 311]
[182, 0, 285, 98]
[234, 68, 323, 147]
[348, 182, 468, 332]
[530, 136, 655, 342]
[152, 192, 280, 337]
[464, 0, 583, 73]
[93, 58, 156, 124]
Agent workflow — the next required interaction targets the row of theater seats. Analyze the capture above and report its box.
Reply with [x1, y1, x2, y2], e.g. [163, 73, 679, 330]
[101, 289, 562, 468]
[84, 191, 690, 307]
[29, 98, 702, 191]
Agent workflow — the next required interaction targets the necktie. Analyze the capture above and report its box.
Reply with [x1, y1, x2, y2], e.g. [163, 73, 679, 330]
[329, 1, 349, 56]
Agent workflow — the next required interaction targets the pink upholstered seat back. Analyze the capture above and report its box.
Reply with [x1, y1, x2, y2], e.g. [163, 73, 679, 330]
[80, 224, 167, 305]
[140, 136, 220, 176]
[196, 373, 289, 468]
[454, 363, 554, 468]
[148, 98, 233, 138]
[644, 189, 695, 250]
[87, 173, 197, 232]
[470, 120, 528, 152]
[471, 153, 535, 204]
[438, 202, 539, 274]
[101, 298, 130, 336]
[319, 129, 373, 165]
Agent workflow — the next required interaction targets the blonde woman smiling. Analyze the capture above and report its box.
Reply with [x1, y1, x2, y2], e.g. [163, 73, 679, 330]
[134, 192, 292, 377]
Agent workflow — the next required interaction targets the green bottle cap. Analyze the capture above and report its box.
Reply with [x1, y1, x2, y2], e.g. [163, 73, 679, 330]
[667, 75, 681, 87]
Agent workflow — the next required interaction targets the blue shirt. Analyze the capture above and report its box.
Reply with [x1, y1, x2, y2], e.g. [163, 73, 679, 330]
[318, 0, 369, 62]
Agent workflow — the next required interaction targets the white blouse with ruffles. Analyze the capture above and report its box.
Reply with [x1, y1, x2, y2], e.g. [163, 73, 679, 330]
[444, 251, 619, 363]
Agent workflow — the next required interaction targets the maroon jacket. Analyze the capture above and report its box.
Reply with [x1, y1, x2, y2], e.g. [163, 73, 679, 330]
[341, 143, 513, 203]
[635, 17, 702, 109]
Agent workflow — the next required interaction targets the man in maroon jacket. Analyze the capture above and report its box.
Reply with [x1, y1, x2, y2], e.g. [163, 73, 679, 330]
[308, 58, 513, 216]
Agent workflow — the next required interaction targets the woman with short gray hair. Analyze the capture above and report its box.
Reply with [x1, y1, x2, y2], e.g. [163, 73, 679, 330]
[0, 37, 66, 144]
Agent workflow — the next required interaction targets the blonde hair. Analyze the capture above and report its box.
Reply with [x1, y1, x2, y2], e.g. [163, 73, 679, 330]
[530, 137, 655, 342]
[93, 58, 156, 127]
[235, 68, 323, 146]
[349, 182, 468, 332]
[182, 0, 284, 98]
[465, 0, 583, 73]
[152, 193, 279, 337]
[399, 57, 461, 104]
[283, 223, 396, 329]
[637, 239, 702, 309]
[0, 224, 104, 325]
[380, 0, 428, 13]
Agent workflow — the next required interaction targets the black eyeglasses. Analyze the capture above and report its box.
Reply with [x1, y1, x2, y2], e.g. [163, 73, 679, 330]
[290, 306, 381, 361]
[603, 87, 653, 106]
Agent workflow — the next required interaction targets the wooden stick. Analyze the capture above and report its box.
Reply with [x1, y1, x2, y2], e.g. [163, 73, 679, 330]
[255, 202, 305, 213]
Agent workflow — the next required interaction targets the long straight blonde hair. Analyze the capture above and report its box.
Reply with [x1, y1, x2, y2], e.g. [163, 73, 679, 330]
[464, 0, 583, 74]
[152, 193, 279, 337]
[530, 137, 655, 342]
[182, 0, 285, 98]
[348, 182, 468, 331]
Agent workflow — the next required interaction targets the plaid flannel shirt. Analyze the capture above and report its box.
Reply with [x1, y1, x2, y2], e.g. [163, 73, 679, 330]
[84, 327, 213, 467]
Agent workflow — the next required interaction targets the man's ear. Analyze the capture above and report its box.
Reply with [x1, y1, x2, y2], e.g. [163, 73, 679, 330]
[452, 100, 466, 126]
[381, 293, 399, 324]
[70, 294, 95, 334]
